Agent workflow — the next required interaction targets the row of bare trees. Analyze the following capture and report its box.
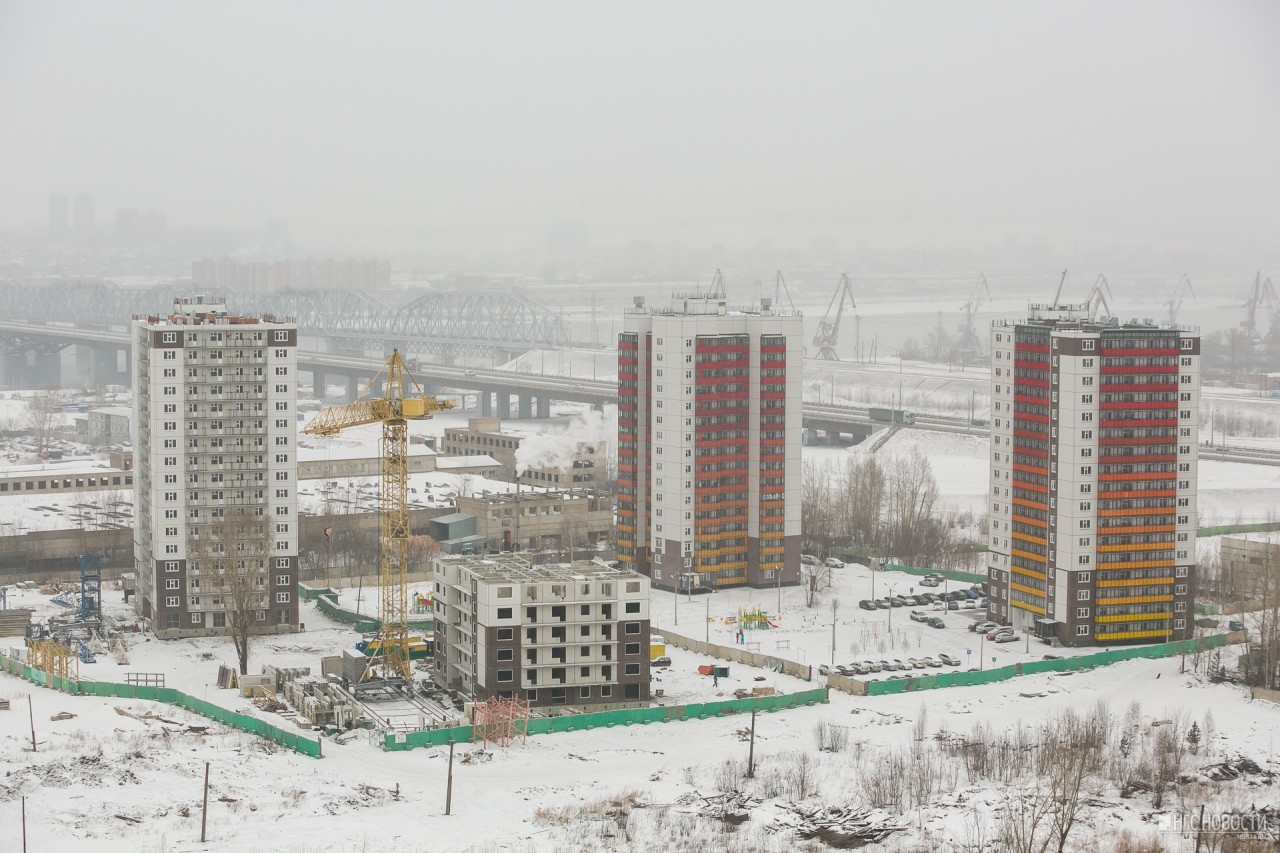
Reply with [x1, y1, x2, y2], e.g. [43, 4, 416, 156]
[802, 449, 976, 568]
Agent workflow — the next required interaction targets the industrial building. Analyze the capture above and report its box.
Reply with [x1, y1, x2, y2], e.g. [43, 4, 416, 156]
[1218, 533, 1280, 603]
[455, 488, 614, 553]
[986, 303, 1200, 646]
[132, 297, 300, 638]
[431, 555, 651, 711]
[616, 286, 803, 591]
[440, 417, 605, 488]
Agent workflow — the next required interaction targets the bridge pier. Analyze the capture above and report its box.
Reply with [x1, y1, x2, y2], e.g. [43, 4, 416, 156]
[518, 394, 532, 420]
[91, 345, 129, 388]
[311, 369, 327, 399]
[496, 393, 511, 420]
[31, 350, 62, 388]
[535, 397, 551, 419]
[345, 374, 361, 403]
[480, 392, 493, 417]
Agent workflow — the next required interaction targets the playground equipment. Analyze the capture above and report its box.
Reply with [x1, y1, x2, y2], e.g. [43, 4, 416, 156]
[738, 606, 778, 631]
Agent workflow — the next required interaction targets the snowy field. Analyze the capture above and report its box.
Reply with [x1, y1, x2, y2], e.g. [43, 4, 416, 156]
[3, 579, 1277, 852]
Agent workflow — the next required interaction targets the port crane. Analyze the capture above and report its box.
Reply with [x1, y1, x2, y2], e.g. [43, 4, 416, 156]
[302, 350, 452, 681]
[955, 273, 992, 361]
[1241, 272, 1277, 342]
[1164, 274, 1194, 325]
[812, 273, 857, 361]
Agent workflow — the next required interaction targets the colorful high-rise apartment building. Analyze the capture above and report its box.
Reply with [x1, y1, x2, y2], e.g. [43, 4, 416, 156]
[616, 288, 802, 592]
[986, 303, 1199, 646]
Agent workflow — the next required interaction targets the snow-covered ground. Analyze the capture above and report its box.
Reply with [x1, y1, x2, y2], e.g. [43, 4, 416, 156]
[3, 576, 1276, 852]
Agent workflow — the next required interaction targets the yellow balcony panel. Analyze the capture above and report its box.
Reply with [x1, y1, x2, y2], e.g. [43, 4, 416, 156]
[1097, 595, 1173, 606]
[1095, 629, 1170, 641]
[1011, 599, 1046, 615]
[1095, 612, 1171, 624]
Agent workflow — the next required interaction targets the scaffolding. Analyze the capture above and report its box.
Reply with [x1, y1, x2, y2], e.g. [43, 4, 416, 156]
[25, 632, 78, 682]
[78, 553, 103, 622]
[471, 695, 531, 748]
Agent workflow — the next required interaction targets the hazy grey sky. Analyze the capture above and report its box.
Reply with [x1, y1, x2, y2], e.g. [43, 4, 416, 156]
[2, 1, 1277, 255]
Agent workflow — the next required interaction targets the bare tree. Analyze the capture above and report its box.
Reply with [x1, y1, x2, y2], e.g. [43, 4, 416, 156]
[191, 505, 274, 675]
[24, 388, 64, 454]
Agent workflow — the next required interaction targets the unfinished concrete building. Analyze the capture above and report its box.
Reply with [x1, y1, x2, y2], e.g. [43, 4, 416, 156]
[431, 555, 650, 711]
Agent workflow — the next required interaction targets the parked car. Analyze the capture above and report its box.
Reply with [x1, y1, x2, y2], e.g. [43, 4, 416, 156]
[937, 653, 961, 666]
[919, 577, 940, 587]
[987, 628, 1015, 640]
[962, 600, 976, 609]
[801, 554, 820, 566]
[878, 659, 897, 671]
[1229, 619, 1245, 632]
[859, 599, 878, 611]
[922, 657, 943, 668]
[993, 633, 1019, 644]
[875, 598, 892, 609]
[971, 621, 1000, 633]
[651, 656, 672, 667]
[818, 664, 832, 676]
[890, 596, 908, 607]
[824, 557, 845, 568]
[927, 616, 946, 629]
[906, 657, 926, 669]
[947, 601, 959, 610]
[863, 660, 883, 673]
[890, 659, 907, 671]
[909, 610, 930, 623]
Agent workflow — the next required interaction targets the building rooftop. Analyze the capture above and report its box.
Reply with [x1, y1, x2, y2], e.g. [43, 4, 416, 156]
[90, 406, 132, 419]
[437, 554, 643, 585]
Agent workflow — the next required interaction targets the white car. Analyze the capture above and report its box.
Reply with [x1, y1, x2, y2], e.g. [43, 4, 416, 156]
[800, 554, 820, 566]
[824, 557, 845, 569]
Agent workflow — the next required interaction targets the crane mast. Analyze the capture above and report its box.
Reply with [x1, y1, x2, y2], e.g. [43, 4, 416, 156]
[813, 273, 856, 360]
[303, 350, 452, 681]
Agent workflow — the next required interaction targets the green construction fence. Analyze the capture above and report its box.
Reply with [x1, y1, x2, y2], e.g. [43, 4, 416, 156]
[864, 632, 1237, 696]
[382, 687, 830, 752]
[311, 589, 433, 634]
[881, 563, 987, 586]
[1, 659, 322, 758]
[1196, 521, 1280, 538]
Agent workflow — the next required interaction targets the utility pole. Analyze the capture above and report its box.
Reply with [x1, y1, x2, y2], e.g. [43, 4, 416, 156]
[21, 795, 26, 853]
[200, 761, 210, 843]
[445, 740, 456, 815]
[776, 566, 781, 615]
[673, 576, 679, 626]
[705, 596, 710, 644]
[830, 599, 837, 664]
[746, 707, 757, 778]
[28, 695, 36, 753]
[979, 633, 985, 669]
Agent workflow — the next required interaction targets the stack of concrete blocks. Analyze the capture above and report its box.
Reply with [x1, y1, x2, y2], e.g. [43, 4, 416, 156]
[281, 673, 356, 727]
[238, 673, 275, 698]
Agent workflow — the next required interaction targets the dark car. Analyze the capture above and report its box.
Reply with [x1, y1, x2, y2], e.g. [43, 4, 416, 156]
[927, 616, 946, 628]
[859, 599, 878, 611]
[651, 656, 672, 667]
[890, 596, 908, 607]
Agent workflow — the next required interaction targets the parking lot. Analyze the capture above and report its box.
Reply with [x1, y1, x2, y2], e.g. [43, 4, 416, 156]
[648, 561, 1102, 682]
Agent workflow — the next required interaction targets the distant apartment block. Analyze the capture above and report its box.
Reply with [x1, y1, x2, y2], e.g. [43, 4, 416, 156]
[617, 292, 803, 591]
[431, 555, 651, 710]
[440, 417, 603, 488]
[986, 305, 1199, 646]
[132, 297, 300, 638]
[86, 406, 132, 446]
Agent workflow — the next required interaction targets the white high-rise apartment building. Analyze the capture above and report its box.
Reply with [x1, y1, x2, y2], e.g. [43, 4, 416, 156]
[617, 291, 803, 591]
[133, 297, 299, 638]
[986, 304, 1199, 646]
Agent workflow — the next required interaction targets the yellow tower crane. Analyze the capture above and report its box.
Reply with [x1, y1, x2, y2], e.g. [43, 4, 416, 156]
[302, 350, 452, 680]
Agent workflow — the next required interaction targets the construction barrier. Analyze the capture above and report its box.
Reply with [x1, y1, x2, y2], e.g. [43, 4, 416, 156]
[312, 590, 433, 633]
[657, 629, 814, 682]
[381, 687, 830, 752]
[857, 631, 1244, 696]
[880, 563, 987, 585]
[1196, 521, 1280, 538]
[1, 658, 322, 758]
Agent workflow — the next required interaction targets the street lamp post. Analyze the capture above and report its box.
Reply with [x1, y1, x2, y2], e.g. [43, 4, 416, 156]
[886, 584, 897, 636]
[980, 632, 985, 669]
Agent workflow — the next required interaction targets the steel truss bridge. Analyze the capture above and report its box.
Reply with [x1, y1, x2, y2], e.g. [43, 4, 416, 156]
[0, 280, 572, 358]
